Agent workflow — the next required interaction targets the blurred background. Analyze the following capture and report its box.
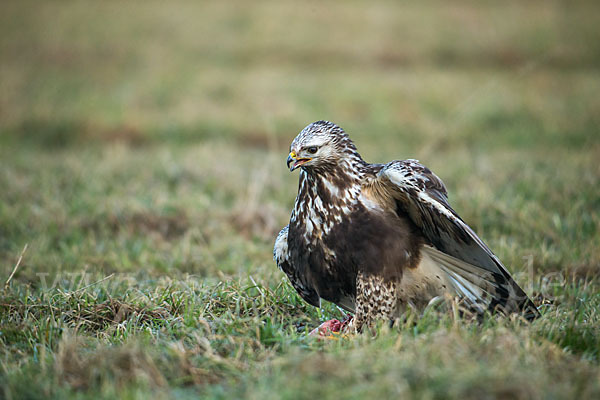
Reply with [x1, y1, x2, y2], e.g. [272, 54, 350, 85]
[1, 0, 599, 281]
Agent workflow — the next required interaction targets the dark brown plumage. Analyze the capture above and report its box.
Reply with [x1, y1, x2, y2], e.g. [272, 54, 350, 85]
[274, 121, 539, 332]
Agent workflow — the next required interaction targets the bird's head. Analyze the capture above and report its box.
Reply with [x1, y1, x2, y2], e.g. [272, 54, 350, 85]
[287, 120, 359, 172]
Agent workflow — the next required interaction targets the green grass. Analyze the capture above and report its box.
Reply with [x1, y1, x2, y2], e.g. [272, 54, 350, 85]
[1, 0, 600, 398]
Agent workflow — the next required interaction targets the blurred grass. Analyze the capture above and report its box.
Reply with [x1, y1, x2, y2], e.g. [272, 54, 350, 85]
[1, 0, 599, 398]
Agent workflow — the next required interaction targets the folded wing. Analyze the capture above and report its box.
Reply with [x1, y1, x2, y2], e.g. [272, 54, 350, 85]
[274, 225, 321, 308]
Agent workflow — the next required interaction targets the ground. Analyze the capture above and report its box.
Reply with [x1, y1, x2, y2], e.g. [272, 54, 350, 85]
[1, 0, 599, 398]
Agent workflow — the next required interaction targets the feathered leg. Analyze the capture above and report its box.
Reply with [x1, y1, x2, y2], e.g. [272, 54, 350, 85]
[348, 271, 398, 333]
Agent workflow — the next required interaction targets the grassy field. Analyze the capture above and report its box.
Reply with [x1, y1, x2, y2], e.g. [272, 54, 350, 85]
[1, 0, 600, 398]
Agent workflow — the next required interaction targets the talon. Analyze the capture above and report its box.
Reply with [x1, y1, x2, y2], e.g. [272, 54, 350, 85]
[340, 314, 354, 331]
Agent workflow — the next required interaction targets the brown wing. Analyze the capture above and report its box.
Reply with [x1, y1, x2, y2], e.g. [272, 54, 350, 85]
[373, 159, 539, 320]
[273, 225, 321, 308]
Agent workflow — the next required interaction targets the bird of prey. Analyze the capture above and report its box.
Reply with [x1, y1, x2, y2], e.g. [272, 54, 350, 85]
[274, 120, 539, 333]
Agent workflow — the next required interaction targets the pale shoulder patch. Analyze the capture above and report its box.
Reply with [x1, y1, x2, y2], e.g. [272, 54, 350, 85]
[360, 179, 395, 211]
[273, 225, 289, 268]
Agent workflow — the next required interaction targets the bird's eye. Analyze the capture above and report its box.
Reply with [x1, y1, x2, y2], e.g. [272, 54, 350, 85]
[307, 146, 318, 154]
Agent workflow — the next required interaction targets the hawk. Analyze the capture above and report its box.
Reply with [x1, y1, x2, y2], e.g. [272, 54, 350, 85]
[274, 121, 539, 333]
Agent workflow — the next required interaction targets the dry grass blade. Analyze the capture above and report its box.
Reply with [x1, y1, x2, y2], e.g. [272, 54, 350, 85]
[4, 243, 28, 291]
[70, 273, 115, 295]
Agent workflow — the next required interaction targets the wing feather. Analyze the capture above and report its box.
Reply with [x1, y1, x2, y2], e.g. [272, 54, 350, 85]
[274, 225, 321, 307]
[375, 160, 539, 319]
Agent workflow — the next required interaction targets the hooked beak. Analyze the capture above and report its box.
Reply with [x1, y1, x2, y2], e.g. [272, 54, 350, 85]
[287, 151, 311, 172]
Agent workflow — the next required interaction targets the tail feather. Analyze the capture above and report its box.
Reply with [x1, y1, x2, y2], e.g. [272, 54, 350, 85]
[422, 245, 539, 320]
